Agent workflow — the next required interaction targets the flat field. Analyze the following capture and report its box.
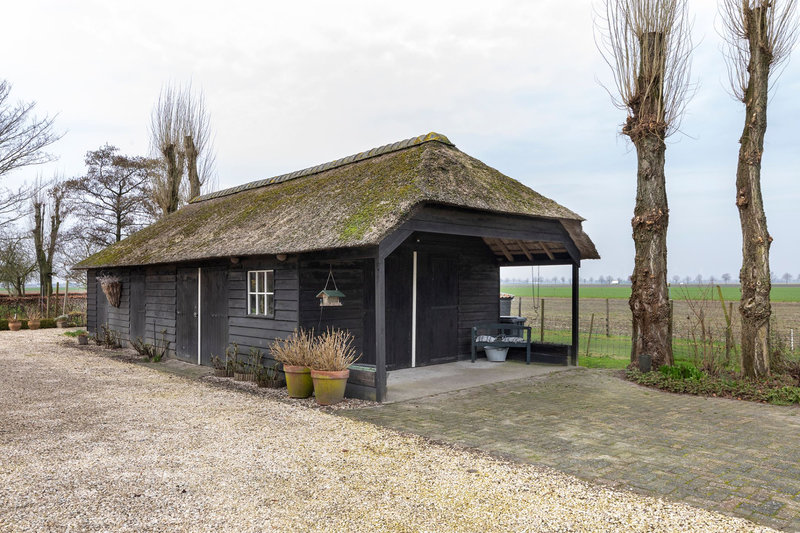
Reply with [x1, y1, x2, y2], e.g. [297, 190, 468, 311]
[501, 284, 800, 303]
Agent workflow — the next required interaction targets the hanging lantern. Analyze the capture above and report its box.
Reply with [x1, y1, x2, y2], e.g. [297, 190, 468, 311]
[317, 265, 345, 307]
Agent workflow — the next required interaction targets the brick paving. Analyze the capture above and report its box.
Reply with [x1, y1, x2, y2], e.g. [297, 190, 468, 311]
[341, 368, 800, 531]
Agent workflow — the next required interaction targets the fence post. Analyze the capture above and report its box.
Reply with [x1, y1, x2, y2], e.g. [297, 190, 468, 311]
[540, 299, 545, 343]
[586, 313, 595, 357]
[518, 296, 522, 317]
[605, 298, 610, 337]
[63, 280, 69, 316]
[668, 300, 674, 362]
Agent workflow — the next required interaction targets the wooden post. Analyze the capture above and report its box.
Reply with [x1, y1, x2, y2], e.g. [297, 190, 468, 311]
[606, 298, 610, 337]
[518, 296, 522, 317]
[571, 263, 580, 366]
[55, 282, 60, 318]
[586, 313, 595, 357]
[63, 280, 69, 316]
[374, 257, 387, 403]
[668, 299, 674, 362]
[540, 299, 545, 343]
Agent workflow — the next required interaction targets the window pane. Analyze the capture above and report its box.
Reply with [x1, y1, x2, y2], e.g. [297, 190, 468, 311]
[249, 272, 257, 293]
[249, 294, 257, 315]
[267, 294, 275, 316]
[258, 294, 266, 315]
[266, 270, 274, 293]
[258, 271, 266, 294]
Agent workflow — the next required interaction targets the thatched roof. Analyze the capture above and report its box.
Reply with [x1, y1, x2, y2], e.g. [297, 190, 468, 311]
[76, 132, 598, 269]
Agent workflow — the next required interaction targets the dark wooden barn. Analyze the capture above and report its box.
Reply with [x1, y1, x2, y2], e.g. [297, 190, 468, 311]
[76, 133, 599, 401]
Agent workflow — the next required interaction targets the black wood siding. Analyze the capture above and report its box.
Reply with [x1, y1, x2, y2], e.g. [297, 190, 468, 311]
[298, 259, 374, 365]
[87, 270, 97, 334]
[144, 266, 177, 356]
[227, 257, 299, 358]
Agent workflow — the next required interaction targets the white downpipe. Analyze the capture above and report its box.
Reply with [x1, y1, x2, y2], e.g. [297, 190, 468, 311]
[197, 267, 202, 365]
[411, 251, 418, 368]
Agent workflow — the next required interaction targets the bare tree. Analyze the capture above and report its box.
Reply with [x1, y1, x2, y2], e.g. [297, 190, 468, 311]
[66, 144, 156, 247]
[597, 0, 692, 369]
[0, 234, 36, 296]
[0, 184, 30, 230]
[720, 0, 798, 377]
[149, 83, 216, 216]
[0, 80, 63, 179]
[31, 180, 69, 298]
[722, 272, 732, 284]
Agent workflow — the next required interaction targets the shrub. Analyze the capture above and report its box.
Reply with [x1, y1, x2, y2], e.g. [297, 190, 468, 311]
[659, 364, 705, 381]
[130, 330, 170, 362]
[92, 325, 122, 348]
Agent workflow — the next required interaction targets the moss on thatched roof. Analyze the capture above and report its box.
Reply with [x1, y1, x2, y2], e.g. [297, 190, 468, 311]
[76, 133, 598, 269]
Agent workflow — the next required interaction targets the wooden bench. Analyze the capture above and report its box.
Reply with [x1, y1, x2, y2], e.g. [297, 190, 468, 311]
[471, 323, 533, 364]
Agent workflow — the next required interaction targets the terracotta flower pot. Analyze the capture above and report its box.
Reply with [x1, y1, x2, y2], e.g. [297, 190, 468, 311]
[27, 319, 41, 330]
[310, 369, 350, 405]
[284, 365, 313, 398]
[8, 320, 22, 332]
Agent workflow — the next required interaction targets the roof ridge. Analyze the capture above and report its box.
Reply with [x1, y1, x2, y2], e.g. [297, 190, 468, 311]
[192, 132, 454, 203]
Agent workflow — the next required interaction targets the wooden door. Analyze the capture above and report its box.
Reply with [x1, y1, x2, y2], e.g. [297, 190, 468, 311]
[129, 270, 146, 341]
[416, 253, 459, 365]
[385, 250, 413, 369]
[200, 267, 228, 366]
[176, 268, 198, 363]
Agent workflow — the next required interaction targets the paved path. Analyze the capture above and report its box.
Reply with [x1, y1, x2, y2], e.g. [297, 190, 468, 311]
[342, 368, 800, 531]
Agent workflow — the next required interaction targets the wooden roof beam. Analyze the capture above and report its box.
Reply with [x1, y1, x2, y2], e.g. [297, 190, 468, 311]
[517, 240, 533, 261]
[495, 239, 515, 262]
[539, 241, 555, 261]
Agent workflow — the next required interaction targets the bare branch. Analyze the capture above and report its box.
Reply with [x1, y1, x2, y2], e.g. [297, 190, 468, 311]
[719, 0, 799, 101]
[0, 80, 64, 179]
[595, 0, 693, 137]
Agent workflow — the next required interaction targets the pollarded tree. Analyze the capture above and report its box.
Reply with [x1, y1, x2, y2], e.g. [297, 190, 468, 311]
[720, 0, 798, 377]
[149, 83, 216, 216]
[597, 0, 693, 369]
[31, 180, 69, 298]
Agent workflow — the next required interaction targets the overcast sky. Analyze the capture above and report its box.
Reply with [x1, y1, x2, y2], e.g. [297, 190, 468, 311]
[2, 0, 798, 282]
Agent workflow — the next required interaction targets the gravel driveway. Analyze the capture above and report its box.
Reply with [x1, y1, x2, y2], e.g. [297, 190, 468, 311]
[0, 330, 773, 532]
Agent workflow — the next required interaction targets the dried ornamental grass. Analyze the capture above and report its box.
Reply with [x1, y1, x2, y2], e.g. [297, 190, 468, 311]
[311, 328, 361, 371]
[270, 328, 315, 367]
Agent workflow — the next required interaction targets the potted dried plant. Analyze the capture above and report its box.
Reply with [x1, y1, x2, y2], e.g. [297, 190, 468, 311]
[7, 313, 22, 331]
[270, 329, 315, 398]
[211, 355, 228, 377]
[55, 314, 69, 328]
[97, 274, 122, 307]
[24, 304, 42, 330]
[77, 331, 89, 345]
[309, 328, 360, 405]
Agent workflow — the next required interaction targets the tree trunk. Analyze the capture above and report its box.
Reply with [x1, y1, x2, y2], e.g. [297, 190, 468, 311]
[626, 32, 672, 369]
[737, 5, 772, 378]
[184, 135, 200, 200]
[164, 143, 181, 214]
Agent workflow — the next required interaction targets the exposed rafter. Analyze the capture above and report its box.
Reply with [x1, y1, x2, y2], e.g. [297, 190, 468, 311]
[539, 241, 555, 260]
[517, 240, 533, 261]
[495, 239, 515, 262]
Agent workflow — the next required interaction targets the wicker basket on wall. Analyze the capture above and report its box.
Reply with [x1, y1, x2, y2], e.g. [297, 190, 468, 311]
[97, 274, 122, 308]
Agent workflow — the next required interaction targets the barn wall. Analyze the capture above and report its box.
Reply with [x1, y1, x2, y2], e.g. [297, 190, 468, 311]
[86, 270, 97, 334]
[104, 270, 130, 341]
[297, 258, 374, 365]
[227, 257, 300, 358]
[388, 233, 499, 365]
[144, 265, 177, 355]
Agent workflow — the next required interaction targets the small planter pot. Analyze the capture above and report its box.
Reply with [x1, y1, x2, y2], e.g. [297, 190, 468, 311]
[78, 335, 89, 345]
[27, 319, 41, 330]
[214, 368, 228, 377]
[233, 372, 253, 382]
[284, 365, 314, 398]
[310, 369, 350, 406]
[56, 320, 67, 329]
[8, 320, 22, 332]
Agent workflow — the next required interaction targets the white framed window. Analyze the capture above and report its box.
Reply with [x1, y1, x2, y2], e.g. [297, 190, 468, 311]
[248, 270, 275, 317]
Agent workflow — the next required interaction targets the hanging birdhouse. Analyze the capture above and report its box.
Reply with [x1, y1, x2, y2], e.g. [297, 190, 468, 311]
[317, 265, 345, 306]
[316, 289, 345, 307]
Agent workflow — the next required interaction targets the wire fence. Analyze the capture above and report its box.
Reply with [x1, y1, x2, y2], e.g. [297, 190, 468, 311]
[510, 296, 798, 366]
